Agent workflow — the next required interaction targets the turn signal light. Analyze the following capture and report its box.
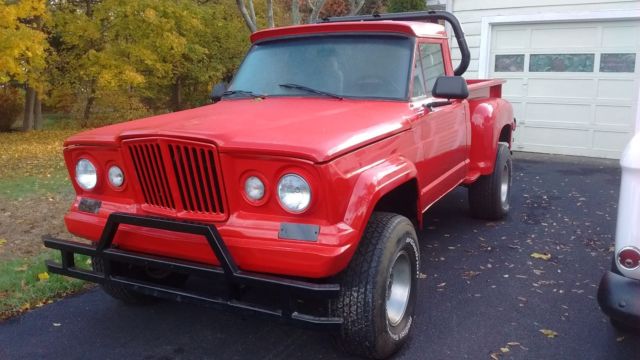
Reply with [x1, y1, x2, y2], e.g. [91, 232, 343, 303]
[618, 247, 640, 270]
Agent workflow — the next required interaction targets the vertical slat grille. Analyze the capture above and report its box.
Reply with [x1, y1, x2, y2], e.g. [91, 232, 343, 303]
[128, 143, 173, 209]
[126, 139, 226, 218]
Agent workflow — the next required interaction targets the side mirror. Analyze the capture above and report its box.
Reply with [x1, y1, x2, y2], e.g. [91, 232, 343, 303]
[432, 76, 468, 99]
[210, 82, 228, 103]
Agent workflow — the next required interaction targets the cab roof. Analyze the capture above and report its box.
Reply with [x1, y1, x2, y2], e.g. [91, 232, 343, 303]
[250, 21, 447, 43]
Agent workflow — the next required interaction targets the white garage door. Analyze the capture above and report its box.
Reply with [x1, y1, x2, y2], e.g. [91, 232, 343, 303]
[490, 21, 640, 158]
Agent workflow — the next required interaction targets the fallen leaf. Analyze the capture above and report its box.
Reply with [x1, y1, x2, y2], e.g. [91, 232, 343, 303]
[507, 342, 520, 346]
[37, 272, 50, 281]
[539, 329, 558, 338]
[531, 252, 552, 261]
[500, 347, 510, 353]
[0, 238, 6, 246]
[53, 323, 61, 327]
[490, 353, 500, 360]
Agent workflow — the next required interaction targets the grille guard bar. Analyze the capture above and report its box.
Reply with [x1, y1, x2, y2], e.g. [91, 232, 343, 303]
[43, 212, 342, 328]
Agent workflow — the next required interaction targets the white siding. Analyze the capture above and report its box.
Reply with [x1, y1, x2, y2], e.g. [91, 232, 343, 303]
[445, 0, 640, 78]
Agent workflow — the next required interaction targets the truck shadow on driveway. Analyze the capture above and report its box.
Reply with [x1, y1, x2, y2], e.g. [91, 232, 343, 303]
[1, 152, 640, 359]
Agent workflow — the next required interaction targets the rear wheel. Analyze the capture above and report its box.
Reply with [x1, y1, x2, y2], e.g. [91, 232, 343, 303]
[92, 257, 188, 305]
[332, 212, 419, 359]
[610, 318, 640, 334]
[469, 142, 512, 220]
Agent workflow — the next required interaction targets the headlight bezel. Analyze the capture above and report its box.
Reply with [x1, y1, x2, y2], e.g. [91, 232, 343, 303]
[243, 174, 267, 204]
[75, 158, 98, 191]
[277, 173, 312, 214]
[107, 165, 125, 189]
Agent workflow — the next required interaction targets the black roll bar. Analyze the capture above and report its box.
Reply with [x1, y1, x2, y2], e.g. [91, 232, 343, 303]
[319, 10, 471, 76]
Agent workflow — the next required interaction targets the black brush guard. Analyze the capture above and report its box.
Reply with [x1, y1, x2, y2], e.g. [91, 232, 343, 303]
[43, 212, 342, 328]
[319, 10, 471, 76]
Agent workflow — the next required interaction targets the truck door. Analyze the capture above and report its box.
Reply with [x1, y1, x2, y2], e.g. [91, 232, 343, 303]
[411, 42, 469, 211]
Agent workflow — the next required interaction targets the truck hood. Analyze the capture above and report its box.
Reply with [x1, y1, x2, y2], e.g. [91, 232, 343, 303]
[65, 98, 414, 162]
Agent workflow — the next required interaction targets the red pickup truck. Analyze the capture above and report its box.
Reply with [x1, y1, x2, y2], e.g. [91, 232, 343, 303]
[44, 11, 514, 359]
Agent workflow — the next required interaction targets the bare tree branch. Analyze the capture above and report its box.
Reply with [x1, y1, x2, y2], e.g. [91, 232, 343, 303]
[235, 0, 257, 32]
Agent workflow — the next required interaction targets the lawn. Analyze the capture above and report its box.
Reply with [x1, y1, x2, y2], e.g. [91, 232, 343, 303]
[0, 129, 91, 320]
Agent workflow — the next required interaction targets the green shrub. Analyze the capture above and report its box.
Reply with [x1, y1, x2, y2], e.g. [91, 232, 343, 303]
[0, 87, 23, 132]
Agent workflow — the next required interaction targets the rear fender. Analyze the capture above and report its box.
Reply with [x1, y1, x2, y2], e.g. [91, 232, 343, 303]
[343, 157, 419, 236]
[468, 98, 514, 176]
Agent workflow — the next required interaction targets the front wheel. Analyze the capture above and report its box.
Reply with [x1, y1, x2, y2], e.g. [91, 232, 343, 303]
[468, 142, 512, 220]
[332, 212, 419, 359]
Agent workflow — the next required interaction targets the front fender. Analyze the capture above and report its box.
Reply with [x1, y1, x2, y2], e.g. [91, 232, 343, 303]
[343, 156, 418, 235]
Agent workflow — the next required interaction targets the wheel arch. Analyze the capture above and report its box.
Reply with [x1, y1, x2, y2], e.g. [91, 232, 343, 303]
[468, 98, 514, 177]
[343, 157, 421, 236]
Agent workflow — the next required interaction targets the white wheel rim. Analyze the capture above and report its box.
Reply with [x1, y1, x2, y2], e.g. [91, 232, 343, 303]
[386, 250, 412, 326]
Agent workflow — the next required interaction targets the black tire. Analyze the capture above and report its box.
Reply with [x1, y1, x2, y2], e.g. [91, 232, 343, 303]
[91, 257, 188, 305]
[332, 212, 419, 359]
[468, 142, 512, 220]
[610, 318, 640, 334]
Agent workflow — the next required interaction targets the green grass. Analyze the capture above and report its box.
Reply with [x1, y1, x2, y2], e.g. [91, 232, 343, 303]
[0, 174, 72, 199]
[0, 251, 92, 319]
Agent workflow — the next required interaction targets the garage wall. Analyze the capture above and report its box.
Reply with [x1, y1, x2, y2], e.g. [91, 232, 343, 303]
[441, 0, 640, 78]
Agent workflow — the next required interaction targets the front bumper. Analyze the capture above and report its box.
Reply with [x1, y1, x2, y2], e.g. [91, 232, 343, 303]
[44, 212, 342, 329]
[597, 270, 640, 329]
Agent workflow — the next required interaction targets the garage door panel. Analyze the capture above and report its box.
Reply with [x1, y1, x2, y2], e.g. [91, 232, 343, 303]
[527, 78, 596, 99]
[597, 79, 636, 101]
[593, 131, 634, 152]
[526, 103, 591, 125]
[518, 127, 590, 148]
[510, 102, 525, 121]
[601, 25, 639, 48]
[490, 20, 638, 159]
[493, 29, 530, 49]
[595, 105, 635, 129]
[502, 78, 526, 97]
[531, 27, 598, 48]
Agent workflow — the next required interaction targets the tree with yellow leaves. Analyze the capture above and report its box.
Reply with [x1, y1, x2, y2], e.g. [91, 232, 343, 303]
[0, 0, 49, 130]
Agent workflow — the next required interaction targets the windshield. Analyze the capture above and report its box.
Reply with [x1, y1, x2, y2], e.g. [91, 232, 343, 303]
[229, 35, 413, 100]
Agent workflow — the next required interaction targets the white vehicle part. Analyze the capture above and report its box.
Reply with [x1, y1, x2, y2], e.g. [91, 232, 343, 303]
[616, 133, 640, 280]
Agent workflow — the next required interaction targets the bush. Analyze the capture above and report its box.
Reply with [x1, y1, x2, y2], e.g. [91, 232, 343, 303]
[388, 0, 426, 13]
[0, 87, 23, 132]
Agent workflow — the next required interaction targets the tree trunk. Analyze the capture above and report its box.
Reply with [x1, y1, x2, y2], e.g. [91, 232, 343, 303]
[308, 0, 327, 23]
[172, 77, 183, 112]
[267, 0, 274, 28]
[292, 0, 300, 25]
[349, 0, 366, 15]
[236, 0, 258, 32]
[34, 94, 43, 130]
[247, 0, 257, 25]
[82, 80, 96, 127]
[22, 86, 35, 131]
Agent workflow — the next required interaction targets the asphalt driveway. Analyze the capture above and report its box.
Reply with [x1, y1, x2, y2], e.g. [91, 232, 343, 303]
[1, 152, 639, 360]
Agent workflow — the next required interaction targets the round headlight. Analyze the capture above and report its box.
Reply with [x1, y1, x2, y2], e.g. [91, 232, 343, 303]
[277, 174, 311, 213]
[244, 176, 265, 202]
[75, 159, 97, 190]
[108, 166, 124, 188]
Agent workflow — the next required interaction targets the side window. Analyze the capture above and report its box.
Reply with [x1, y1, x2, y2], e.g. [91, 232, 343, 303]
[419, 43, 446, 96]
[412, 54, 426, 98]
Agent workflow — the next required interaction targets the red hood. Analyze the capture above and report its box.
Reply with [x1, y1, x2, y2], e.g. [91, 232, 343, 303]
[65, 98, 415, 163]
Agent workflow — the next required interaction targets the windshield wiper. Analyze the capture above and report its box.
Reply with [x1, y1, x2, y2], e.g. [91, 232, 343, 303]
[222, 90, 265, 99]
[279, 83, 343, 100]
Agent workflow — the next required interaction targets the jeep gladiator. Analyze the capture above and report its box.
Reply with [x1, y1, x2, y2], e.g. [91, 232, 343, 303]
[44, 11, 515, 359]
